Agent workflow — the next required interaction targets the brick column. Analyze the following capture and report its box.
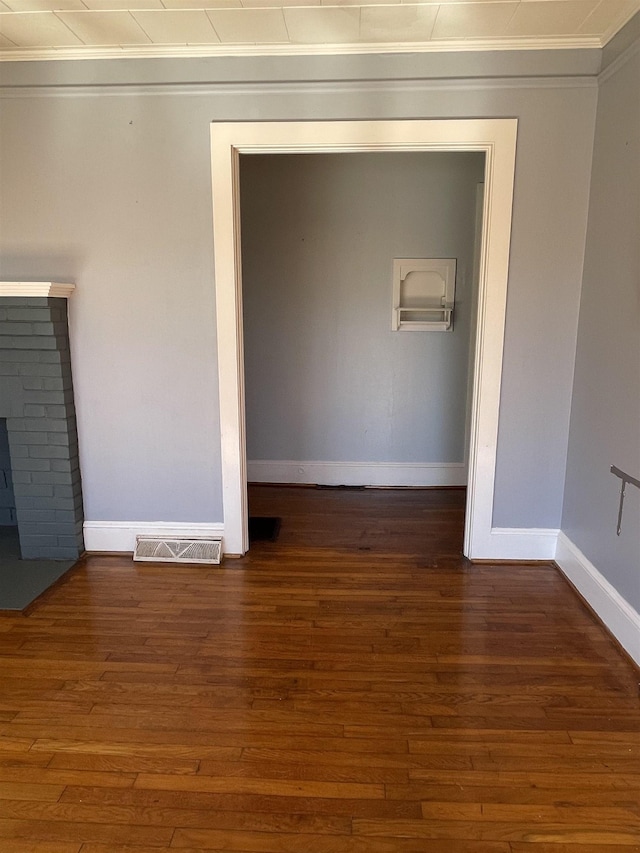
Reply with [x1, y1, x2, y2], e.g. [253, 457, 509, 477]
[0, 296, 84, 560]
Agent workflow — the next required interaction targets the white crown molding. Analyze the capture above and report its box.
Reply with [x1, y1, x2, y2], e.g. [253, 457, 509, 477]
[555, 532, 640, 668]
[247, 460, 466, 488]
[0, 281, 75, 298]
[84, 520, 225, 553]
[0, 36, 603, 63]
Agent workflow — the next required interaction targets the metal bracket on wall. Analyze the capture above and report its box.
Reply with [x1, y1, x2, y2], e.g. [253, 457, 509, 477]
[610, 465, 640, 536]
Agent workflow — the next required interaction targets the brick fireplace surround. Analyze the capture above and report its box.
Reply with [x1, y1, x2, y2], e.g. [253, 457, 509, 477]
[0, 283, 84, 560]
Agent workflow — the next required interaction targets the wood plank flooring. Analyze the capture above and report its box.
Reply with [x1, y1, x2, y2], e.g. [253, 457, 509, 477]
[0, 485, 638, 852]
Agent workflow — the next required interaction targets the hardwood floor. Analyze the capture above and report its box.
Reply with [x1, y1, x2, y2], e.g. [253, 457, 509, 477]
[0, 485, 638, 852]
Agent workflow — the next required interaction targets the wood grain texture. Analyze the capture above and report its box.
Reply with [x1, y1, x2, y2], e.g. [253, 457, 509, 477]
[0, 485, 637, 851]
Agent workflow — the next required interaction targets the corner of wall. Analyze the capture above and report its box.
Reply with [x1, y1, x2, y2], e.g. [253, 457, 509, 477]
[558, 83, 600, 536]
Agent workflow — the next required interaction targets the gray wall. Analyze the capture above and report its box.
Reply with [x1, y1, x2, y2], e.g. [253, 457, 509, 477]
[562, 47, 640, 610]
[0, 52, 597, 528]
[241, 152, 484, 467]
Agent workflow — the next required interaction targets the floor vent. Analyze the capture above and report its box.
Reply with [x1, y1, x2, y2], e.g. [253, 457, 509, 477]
[133, 537, 222, 565]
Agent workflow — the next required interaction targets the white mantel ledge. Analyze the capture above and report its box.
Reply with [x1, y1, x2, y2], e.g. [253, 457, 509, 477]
[0, 282, 75, 299]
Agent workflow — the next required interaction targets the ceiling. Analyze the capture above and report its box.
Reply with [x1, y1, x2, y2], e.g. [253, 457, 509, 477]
[0, 0, 638, 61]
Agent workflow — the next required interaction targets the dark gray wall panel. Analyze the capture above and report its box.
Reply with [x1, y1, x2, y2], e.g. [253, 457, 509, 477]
[0, 298, 84, 559]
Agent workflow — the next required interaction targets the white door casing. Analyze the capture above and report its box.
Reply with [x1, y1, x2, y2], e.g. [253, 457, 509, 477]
[211, 119, 518, 558]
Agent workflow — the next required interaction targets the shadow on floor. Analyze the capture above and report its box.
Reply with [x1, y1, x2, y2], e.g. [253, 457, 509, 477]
[0, 526, 75, 611]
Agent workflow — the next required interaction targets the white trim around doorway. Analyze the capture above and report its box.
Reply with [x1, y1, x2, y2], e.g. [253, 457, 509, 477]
[210, 119, 518, 558]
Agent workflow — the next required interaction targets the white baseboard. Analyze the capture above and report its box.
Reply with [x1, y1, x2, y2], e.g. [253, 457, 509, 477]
[555, 532, 640, 667]
[476, 527, 560, 561]
[83, 521, 225, 554]
[247, 460, 467, 487]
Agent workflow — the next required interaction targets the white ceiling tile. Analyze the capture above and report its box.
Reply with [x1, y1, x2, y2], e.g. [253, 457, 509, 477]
[506, 0, 600, 36]
[241, 0, 316, 6]
[164, 0, 241, 7]
[82, 0, 163, 9]
[4, 0, 86, 10]
[431, 2, 518, 39]
[132, 9, 219, 42]
[206, 8, 287, 42]
[56, 10, 151, 43]
[283, 6, 360, 43]
[361, 5, 438, 41]
[0, 0, 637, 57]
[332, 0, 400, 6]
[579, 0, 640, 35]
[0, 11, 83, 44]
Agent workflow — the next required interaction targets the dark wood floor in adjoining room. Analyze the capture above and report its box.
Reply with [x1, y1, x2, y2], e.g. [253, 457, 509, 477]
[0, 485, 638, 853]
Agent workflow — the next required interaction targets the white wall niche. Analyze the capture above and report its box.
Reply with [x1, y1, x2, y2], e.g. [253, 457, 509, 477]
[392, 258, 456, 331]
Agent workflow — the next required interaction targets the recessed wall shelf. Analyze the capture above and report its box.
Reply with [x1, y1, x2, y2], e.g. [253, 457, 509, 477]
[392, 258, 456, 332]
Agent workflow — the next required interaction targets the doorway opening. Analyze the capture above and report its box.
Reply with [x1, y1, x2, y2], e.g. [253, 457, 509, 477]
[211, 120, 518, 558]
[239, 151, 484, 543]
